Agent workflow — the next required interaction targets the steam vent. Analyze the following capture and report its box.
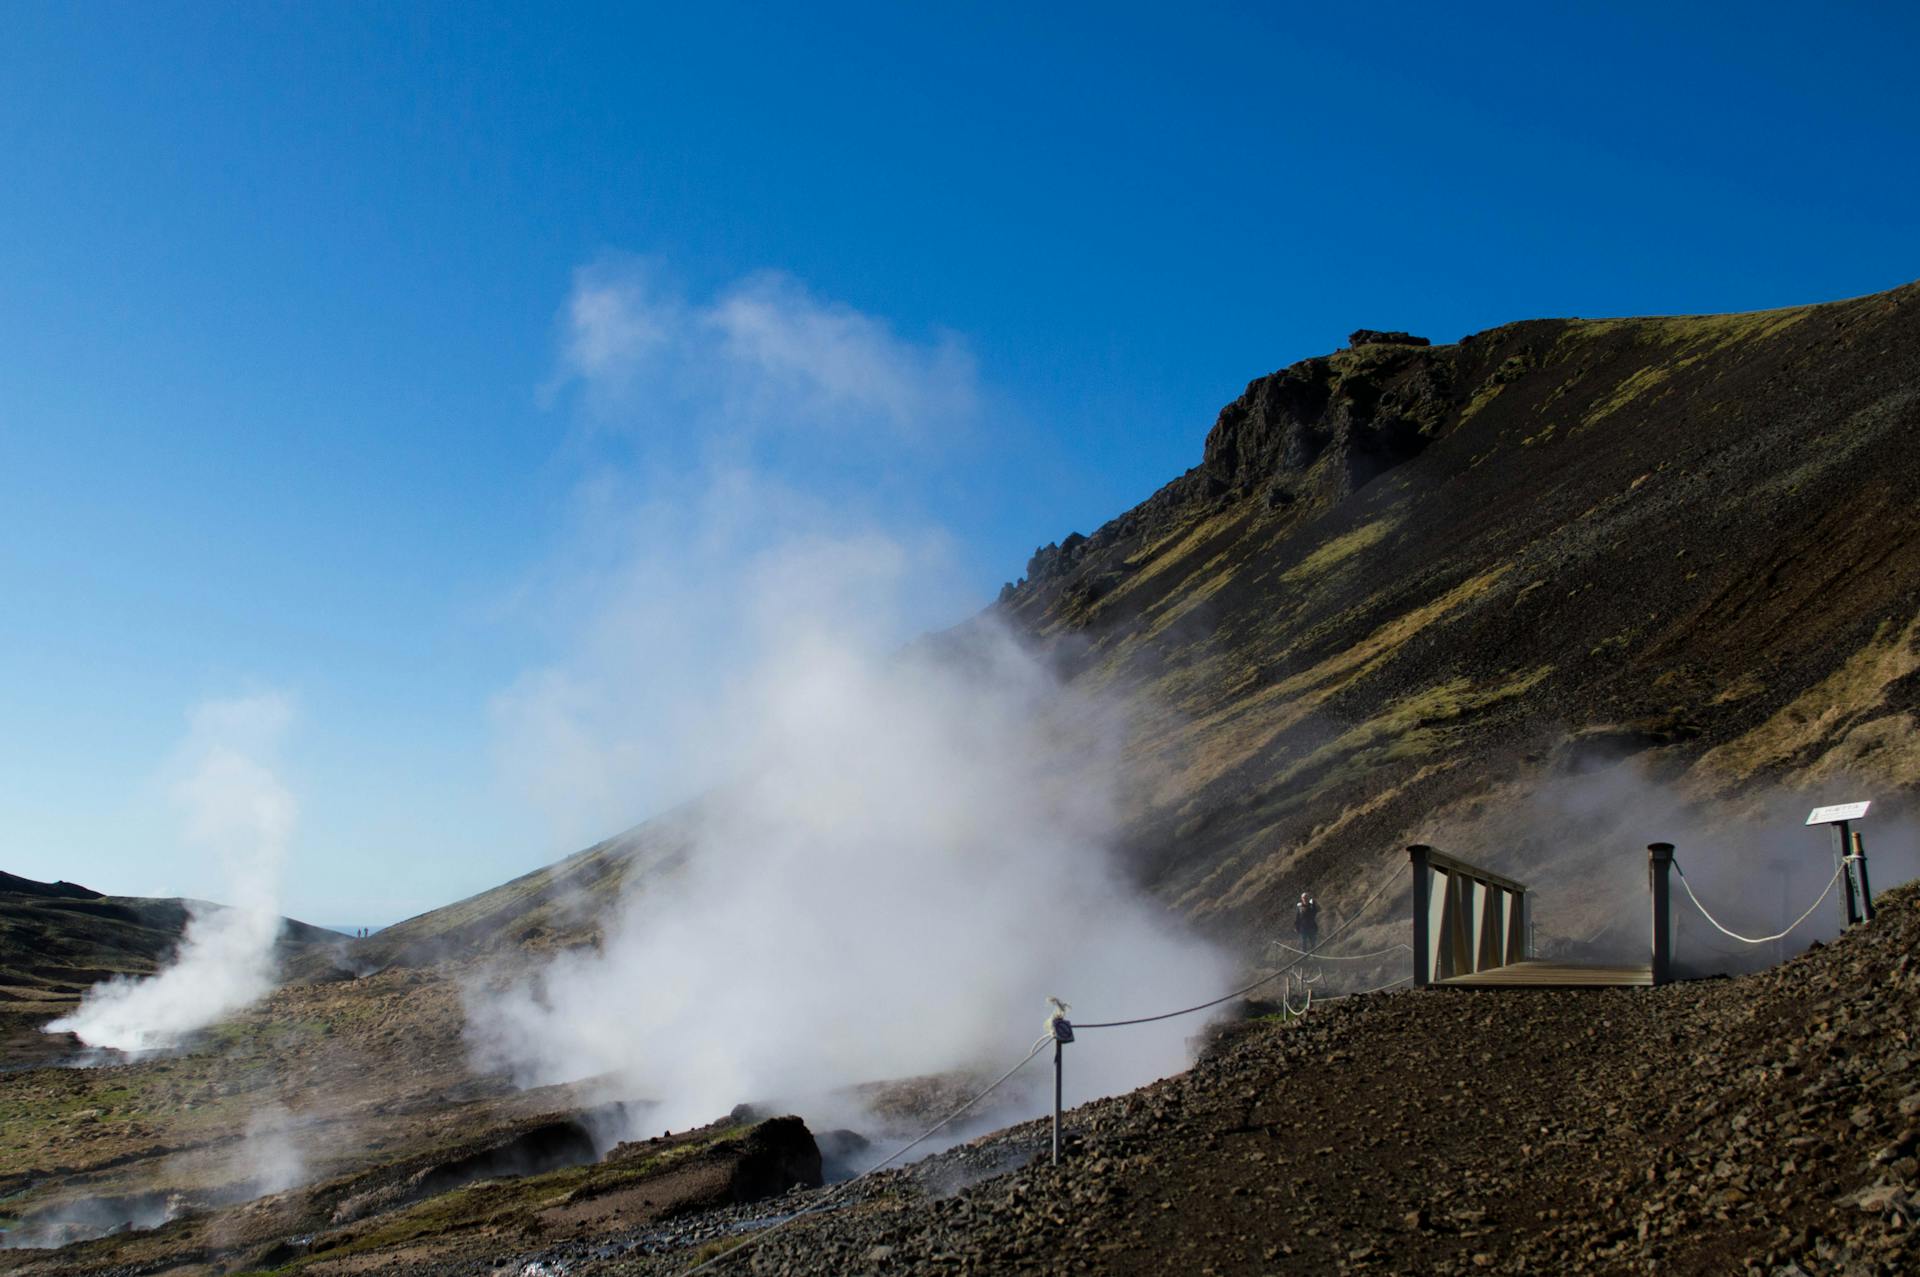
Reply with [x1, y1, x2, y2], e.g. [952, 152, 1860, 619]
[7, 10, 1919, 1276]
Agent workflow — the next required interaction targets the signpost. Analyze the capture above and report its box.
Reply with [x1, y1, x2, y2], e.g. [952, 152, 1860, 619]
[1806, 801, 1874, 925]
[1046, 1001, 1074, 1167]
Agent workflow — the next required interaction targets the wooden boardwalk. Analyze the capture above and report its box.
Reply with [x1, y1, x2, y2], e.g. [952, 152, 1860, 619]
[1437, 959, 1654, 988]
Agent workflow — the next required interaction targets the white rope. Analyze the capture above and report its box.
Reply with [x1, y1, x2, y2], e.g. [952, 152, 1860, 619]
[1672, 857, 1845, 945]
[1279, 973, 1313, 1018]
[1077, 861, 1410, 1029]
[1323, 973, 1413, 999]
[683, 863, 1417, 1269]
[1268, 940, 1411, 962]
[679, 1037, 1052, 1274]
[1279, 969, 1410, 1023]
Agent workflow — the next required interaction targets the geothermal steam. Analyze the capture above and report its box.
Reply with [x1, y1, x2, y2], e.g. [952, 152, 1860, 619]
[49, 694, 297, 1052]
[470, 615, 1232, 1129]
[474, 261, 1232, 1131]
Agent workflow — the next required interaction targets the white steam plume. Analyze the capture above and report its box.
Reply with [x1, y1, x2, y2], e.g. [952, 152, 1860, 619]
[1451, 755, 1920, 976]
[546, 255, 976, 442]
[470, 605, 1230, 1130]
[48, 693, 297, 1052]
[476, 260, 1231, 1133]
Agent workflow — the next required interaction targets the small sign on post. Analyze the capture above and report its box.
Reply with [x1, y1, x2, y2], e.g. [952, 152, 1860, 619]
[1805, 801, 1871, 826]
[1806, 801, 1874, 926]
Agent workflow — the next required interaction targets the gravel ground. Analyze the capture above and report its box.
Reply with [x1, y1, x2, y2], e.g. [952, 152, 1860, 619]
[468, 882, 1920, 1277]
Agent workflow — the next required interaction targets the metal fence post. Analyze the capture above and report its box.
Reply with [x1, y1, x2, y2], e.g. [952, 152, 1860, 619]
[1048, 1014, 1073, 1166]
[1052, 1038, 1062, 1166]
[1408, 845, 1433, 988]
[1833, 822, 1862, 926]
[1852, 830, 1876, 923]
[1648, 843, 1674, 986]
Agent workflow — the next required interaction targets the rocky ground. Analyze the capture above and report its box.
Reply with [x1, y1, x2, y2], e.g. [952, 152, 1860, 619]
[491, 882, 1914, 1277]
[2, 882, 1913, 1275]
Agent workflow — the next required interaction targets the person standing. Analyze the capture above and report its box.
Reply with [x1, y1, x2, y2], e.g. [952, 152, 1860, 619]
[1295, 891, 1320, 952]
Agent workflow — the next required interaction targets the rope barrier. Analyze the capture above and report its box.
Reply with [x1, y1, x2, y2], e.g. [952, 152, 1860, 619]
[1321, 973, 1413, 1000]
[1672, 857, 1846, 946]
[681, 1036, 1053, 1274]
[1075, 861, 1410, 1029]
[682, 862, 1419, 1270]
[1281, 969, 1408, 1018]
[1268, 940, 1411, 962]
[674, 844, 1845, 1274]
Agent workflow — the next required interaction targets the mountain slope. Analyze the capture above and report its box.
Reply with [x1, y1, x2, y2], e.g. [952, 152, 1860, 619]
[999, 284, 1920, 940]
[362, 280, 1920, 961]
[0, 874, 344, 1066]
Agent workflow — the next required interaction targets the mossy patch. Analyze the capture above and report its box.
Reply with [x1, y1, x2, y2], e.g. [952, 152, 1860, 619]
[1106, 509, 1247, 608]
[1279, 517, 1398, 585]
[1583, 363, 1674, 427]
[1693, 614, 1920, 784]
[1457, 379, 1506, 426]
[1130, 568, 1514, 806]
[1264, 666, 1554, 800]
[1138, 550, 1240, 641]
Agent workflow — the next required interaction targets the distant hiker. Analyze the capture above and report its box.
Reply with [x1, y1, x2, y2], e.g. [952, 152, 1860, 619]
[1295, 892, 1320, 952]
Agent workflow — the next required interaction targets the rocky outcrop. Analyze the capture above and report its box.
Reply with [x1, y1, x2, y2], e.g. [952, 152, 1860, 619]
[984, 282, 1920, 945]
[720, 1116, 823, 1203]
[1347, 328, 1430, 347]
[1195, 340, 1456, 504]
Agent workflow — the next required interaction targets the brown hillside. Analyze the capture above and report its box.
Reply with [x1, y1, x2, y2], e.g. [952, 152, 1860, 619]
[996, 283, 1920, 942]
[369, 281, 1920, 964]
[0, 879, 346, 1068]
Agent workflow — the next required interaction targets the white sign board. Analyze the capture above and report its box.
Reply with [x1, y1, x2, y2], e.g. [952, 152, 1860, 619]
[1806, 801, 1871, 826]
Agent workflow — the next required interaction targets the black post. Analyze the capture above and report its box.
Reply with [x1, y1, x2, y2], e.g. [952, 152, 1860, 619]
[1833, 822, 1862, 926]
[1051, 1039, 1062, 1166]
[1853, 830, 1876, 923]
[1409, 845, 1433, 988]
[1648, 843, 1674, 986]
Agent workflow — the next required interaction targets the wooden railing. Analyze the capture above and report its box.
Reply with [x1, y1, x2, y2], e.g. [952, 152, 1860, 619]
[1407, 845, 1530, 987]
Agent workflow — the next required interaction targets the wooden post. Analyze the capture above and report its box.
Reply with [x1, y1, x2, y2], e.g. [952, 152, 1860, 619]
[1408, 845, 1433, 988]
[1446, 872, 1473, 978]
[1648, 843, 1674, 986]
[1852, 830, 1876, 923]
[1833, 822, 1862, 926]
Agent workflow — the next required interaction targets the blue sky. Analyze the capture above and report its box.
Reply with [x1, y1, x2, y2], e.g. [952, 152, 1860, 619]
[2, 2, 1915, 923]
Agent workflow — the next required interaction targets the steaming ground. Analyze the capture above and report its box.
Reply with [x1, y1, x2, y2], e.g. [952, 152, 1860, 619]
[1422, 757, 1920, 976]
[47, 694, 299, 1053]
[465, 619, 1234, 1135]
[2, 780, 1910, 1267]
[7, 284, 1917, 1270]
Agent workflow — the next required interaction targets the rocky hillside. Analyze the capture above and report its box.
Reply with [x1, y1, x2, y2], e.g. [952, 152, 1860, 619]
[999, 283, 1920, 943]
[0, 873, 343, 1067]
[578, 878, 1920, 1277]
[5, 283, 1917, 1277]
[338, 281, 1920, 965]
